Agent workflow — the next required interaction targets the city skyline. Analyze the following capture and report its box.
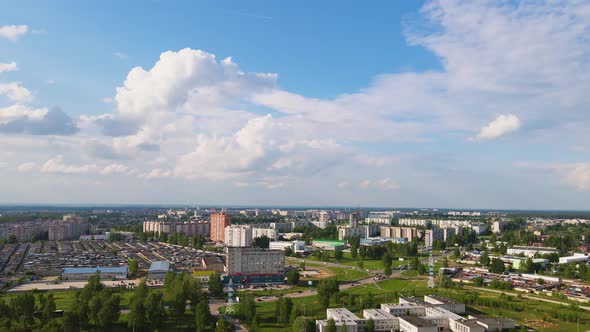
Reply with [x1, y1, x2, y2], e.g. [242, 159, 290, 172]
[2, 1, 590, 209]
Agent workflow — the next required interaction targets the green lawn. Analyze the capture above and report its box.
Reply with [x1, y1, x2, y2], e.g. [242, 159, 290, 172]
[302, 251, 410, 271]
[326, 266, 369, 281]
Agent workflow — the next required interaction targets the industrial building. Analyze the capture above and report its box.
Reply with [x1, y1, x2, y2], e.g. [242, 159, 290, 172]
[61, 266, 128, 280]
[224, 247, 285, 284]
[148, 261, 170, 280]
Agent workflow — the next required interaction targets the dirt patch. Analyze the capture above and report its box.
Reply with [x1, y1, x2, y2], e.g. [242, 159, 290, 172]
[300, 267, 335, 280]
[523, 319, 560, 330]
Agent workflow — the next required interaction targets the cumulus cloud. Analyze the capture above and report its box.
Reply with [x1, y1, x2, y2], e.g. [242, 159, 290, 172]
[0, 25, 28, 41]
[0, 106, 78, 135]
[0, 62, 17, 73]
[0, 82, 32, 102]
[475, 114, 521, 141]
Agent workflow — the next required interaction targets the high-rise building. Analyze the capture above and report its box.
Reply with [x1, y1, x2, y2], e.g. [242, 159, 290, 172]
[224, 225, 253, 247]
[48, 215, 90, 241]
[210, 213, 231, 242]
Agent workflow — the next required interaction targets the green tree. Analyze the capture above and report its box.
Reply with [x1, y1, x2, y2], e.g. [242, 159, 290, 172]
[366, 318, 375, 332]
[489, 258, 506, 273]
[41, 294, 56, 324]
[359, 245, 367, 259]
[326, 318, 337, 332]
[334, 248, 344, 261]
[129, 258, 139, 277]
[253, 235, 270, 248]
[292, 316, 314, 332]
[480, 252, 490, 266]
[11, 293, 35, 328]
[453, 246, 461, 258]
[209, 272, 224, 297]
[97, 291, 120, 329]
[128, 279, 149, 331]
[473, 276, 485, 287]
[146, 292, 166, 331]
[382, 252, 392, 268]
[196, 300, 212, 332]
[287, 269, 300, 285]
[215, 316, 234, 332]
[317, 279, 339, 308]
[238, 293, 256, 321]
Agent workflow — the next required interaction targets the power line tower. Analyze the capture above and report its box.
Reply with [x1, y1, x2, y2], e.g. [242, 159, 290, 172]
[428, 252, 435, 288]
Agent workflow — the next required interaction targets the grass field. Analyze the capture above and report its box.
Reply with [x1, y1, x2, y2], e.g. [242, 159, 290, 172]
[301, 261, 371, 281]
[303, 251, 409, 270]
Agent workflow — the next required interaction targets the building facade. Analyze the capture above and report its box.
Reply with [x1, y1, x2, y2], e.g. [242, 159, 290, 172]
[224, 225, 253, 247]
[210, 213, 232, 242]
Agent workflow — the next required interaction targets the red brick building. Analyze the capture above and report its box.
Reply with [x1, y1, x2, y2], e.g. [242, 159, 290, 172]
[210, 213, 231, 242]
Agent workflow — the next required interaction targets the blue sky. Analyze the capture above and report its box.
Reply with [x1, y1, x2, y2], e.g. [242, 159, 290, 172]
[1, 1, 590, 209]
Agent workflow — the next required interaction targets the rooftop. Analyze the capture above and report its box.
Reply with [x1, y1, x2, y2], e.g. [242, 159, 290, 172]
[63, 266, 128, 274]
[399, 316, 435, 328]
[149, 261, 170, 272]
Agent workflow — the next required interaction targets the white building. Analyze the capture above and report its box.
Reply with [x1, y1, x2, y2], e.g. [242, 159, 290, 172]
[252, 227, 278, 241]
[559, 254, 589, 264]
[399, 218, 431, 228]
[506, 245, 559, 257]
[399, 316, 437, 332]
[366, 211, 395, 224]
[224, 225, 253, 247]
[318, 296, 514, 332]
[269, 240, 306, 253]
[362, 309, 399, 331]
[492, 221, 505, 234]
[338, 226, 367, 240]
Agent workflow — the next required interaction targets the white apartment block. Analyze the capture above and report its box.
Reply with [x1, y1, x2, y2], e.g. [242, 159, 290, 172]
[398, 218, 431, 228]
[224, 225, 252, 247]
[252, 227, 278, 241]
[365, 211, 395, 224]
[425, 228, 444, 248]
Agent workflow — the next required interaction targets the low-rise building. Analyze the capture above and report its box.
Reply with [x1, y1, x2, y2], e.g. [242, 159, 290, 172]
[148, 261, 170, 280]
[62, 266, 128, 280]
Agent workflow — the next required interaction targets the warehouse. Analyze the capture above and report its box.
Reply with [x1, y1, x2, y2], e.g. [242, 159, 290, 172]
[61, 266, 128, 280]
[148, 261, 170, 280]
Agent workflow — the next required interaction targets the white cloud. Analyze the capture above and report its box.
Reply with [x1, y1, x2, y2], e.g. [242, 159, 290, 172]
[101, 97, 113, 104]
[475, 114, 521, 141]
[563, 164, 590, 191]
[139, 168, 172, 179]
[46, 79, 56, 85]
[0, 105, 78, 135]
[0, 62, 17, 73]
[0, 82, 32, 102]
[17, 162, 36, 172]
[0, 25, 28, 41]
[360, 178, 400, 191]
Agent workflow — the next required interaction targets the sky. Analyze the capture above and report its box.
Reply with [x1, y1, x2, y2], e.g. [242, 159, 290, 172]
[1, 0, 590, 209]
